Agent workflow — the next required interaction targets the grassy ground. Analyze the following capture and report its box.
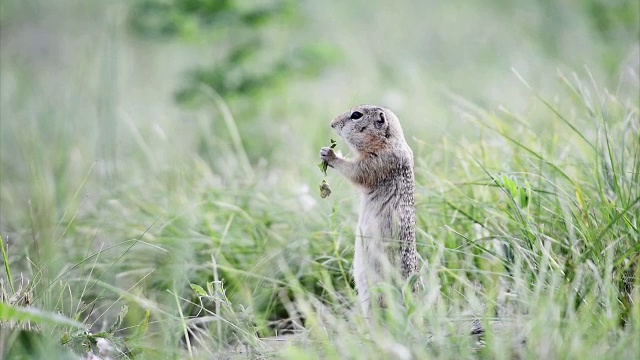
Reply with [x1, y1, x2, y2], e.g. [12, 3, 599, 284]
[1, 0, 639, 359]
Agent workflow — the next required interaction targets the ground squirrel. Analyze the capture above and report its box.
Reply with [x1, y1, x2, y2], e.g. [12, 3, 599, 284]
[319, 105, 419, 316]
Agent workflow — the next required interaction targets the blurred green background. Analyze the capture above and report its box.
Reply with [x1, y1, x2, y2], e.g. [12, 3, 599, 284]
[1, 0, 638, 358]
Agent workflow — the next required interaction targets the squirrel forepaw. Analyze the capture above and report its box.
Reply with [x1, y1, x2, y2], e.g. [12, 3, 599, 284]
[320, 147, 337, 162]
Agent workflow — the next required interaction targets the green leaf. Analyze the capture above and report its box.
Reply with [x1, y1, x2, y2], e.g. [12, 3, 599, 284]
[133, 309, 151, 339]
[190, 283, 207, 297]
[501, 174, 518, 198]
[317, 161, 328, 175]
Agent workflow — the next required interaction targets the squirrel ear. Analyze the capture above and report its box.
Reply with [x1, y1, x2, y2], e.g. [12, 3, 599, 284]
[375, 111, 386, 130]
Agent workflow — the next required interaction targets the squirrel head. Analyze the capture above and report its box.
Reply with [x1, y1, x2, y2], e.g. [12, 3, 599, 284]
[330, 105, 407, 156]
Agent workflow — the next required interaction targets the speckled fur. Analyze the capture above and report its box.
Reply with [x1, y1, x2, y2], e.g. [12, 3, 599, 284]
[320, 105, 419, 316]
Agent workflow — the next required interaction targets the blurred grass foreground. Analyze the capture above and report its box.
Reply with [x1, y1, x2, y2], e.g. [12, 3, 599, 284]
[1, 0, 639, 359]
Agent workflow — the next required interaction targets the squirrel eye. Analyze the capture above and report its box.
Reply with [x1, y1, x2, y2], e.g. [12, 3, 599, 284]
[350, 111, 363, 120]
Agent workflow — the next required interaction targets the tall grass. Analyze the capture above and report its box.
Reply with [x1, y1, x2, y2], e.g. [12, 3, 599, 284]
[1, 0, 639, 359]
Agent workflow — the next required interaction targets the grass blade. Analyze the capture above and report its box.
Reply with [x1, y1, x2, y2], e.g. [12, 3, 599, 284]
[0, 302, 87, 330]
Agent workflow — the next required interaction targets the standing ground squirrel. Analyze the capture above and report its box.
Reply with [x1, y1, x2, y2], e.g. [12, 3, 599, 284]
[319, 105, 419, 316]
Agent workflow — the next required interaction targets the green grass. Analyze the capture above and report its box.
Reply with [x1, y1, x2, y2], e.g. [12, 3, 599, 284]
[1, 0, 639, 359]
